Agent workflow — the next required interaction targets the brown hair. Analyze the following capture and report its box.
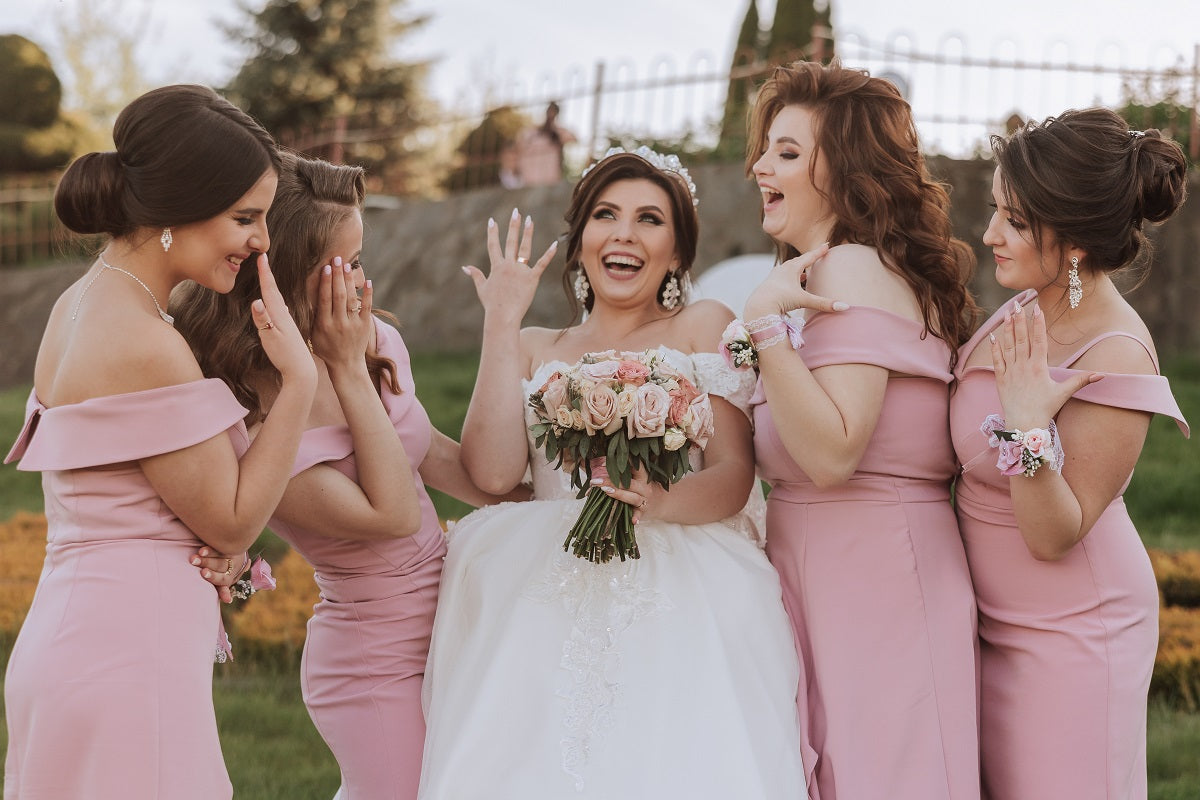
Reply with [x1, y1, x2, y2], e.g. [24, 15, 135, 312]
[991, 107, 1188, 285]
[173, 152, 399, 421]
[746, 60, 978, 362]
[55, 84, 279, 237]
[560, 150, 699, 321]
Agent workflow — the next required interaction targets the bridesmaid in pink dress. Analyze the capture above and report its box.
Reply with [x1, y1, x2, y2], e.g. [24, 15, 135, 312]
[177, 152, 515, 800]
[741, 61, 982, 800]
[3, 86, 316, 800]
[951, 109, 1190, 799]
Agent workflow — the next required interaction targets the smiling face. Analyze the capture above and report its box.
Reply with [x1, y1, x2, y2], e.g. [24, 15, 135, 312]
[982, 167, 1064, 291]
[579, 178, 680, 311]
[170, 167, 277, 293]
[751, 104, 834, 253]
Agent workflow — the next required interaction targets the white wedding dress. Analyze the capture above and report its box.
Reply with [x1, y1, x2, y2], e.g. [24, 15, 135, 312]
[418, 349, 806, 799]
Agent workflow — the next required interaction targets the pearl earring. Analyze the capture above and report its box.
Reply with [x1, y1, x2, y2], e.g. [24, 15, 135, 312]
[573, 268, 591, 304]
[660, 271, 681, 310]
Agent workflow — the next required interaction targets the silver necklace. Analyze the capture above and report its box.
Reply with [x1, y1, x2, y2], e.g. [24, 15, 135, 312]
[70, 254, 175, 324]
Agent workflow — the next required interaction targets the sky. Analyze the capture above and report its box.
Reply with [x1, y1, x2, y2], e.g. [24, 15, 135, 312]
[4, 0, 1198, 155]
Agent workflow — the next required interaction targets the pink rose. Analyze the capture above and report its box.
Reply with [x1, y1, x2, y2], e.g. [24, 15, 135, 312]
[668, 389, 692, 427]
[615, 360, 651, 386]
[1022, 429, 1050, 459]
[684, 395, 714, 450]
[581, 383, 622, 435]
[250, 557, 276, 591]
[540, 374, 569, 419]
[580, 360, 621, 382]
[627, 382, 671, 438]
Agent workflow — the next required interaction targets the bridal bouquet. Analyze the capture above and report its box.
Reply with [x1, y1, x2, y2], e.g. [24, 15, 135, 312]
[528, 349, 715, 563]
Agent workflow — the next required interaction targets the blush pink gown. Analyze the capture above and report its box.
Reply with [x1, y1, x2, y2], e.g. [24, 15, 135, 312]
[752, 306, 981, 800]
[3, 380, 249, 800]
[951, 290, 1190, 800]
[267, 319, 446, 800]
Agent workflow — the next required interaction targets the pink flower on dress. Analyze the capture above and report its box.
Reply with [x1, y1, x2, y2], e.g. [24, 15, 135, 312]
[1022, 429, 1051, 459]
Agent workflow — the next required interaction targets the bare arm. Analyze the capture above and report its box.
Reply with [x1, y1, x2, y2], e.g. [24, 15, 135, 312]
[992, 301, 1147, 560]
[743, 244, 893, 487]
[141, 256, 317, 553]
[459, 209, 558, 493]
[422, 429, 531, 506]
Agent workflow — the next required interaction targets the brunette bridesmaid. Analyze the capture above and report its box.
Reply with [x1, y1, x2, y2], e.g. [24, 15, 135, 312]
[952, 108, 1189, 799]
[741, 61, 981, 799]
[3, 85, 314, 800]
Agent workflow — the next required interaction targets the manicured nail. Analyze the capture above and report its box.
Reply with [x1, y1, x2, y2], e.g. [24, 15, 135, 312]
[202, 570, 211, 579]
[333, 256, 342, 268]
[548, 240, 558, 250]
[525, 215, 532, 227]
[343, 262, 351, 273]
[600, 486, 615, 494]
[832, 301, 850, 311]
[487, 217, 495, 229]
[512, 208, 520, 221]
[365, 279, 372, 289]
[252, 299, 265, 312]
[191, 557, 200, 565]
[461, 266, 470, 275]
[989, 333, 997, 343]
[323, 264, 331, 275]
[590, 478, 603, 485]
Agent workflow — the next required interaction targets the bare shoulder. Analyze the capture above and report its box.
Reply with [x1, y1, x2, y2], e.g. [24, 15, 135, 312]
[1069, 329, 1158, 377]
[806, 244, 921, 321]
[676, 299, 736, 354]
[519, 325, 564, 375]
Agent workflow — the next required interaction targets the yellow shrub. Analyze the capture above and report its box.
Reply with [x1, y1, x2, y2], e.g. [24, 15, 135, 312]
[1148, 549, 1200, 608]
[0, 512, 46, 632]
[1152, 606, 1200, 711]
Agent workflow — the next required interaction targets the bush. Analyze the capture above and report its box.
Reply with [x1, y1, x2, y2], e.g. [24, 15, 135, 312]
[1150, 550, 1200, 609]
[1154, 606, 1200, 711]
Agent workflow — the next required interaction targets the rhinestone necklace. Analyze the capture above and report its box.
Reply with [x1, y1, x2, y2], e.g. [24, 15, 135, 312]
[71, 254, 175, 325]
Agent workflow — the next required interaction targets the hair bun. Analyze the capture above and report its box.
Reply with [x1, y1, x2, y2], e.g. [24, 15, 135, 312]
[53, 150, 130, 236]
[1132, 130, 1188, 224]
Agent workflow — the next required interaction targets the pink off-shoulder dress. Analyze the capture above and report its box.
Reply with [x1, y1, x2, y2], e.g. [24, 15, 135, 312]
[951, 290, 1190, 800]
[267, 319, 446, 800]
[752, 306, 981, 800]
[3, 379, 249, 800]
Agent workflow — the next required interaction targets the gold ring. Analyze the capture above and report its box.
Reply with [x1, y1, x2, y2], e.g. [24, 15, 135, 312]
[517, 256, 528, 265]
[258, 321, 274, 330]
[353, 303, 363, 312]
[639, 497, 647, 509]
[224, 558, 234, 575]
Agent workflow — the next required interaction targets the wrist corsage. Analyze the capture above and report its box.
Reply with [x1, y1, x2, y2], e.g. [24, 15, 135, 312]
[215, 556, 277, 664]
[980, 414, 1064, 478]
[719, 314, 804, 371]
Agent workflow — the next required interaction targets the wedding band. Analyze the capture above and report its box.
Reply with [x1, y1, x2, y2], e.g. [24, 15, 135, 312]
[517, 256, 528, 264]
[258, 321, 274, 330]
[353, 303, 363, 312]
[639, 497, 647, 509]
[224, 558, 234, 575]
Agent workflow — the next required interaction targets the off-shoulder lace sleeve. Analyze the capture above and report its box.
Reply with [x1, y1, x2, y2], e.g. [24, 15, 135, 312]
[690, 352, 756, 420]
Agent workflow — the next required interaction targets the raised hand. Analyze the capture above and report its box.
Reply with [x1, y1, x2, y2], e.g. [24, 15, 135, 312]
[309, 256, 374, 370]
[461, 208, 558, 326]
[252, 254, 318, 384]
[744, 243, 848, 318]
[990, 299, 1100, 430]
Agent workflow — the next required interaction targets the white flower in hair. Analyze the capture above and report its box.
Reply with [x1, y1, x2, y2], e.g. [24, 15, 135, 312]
[582, 145, 699, 207]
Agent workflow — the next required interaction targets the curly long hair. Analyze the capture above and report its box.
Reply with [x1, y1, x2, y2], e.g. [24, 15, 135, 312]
[746, 60, 979, 363]
[172, 151, 399, 422]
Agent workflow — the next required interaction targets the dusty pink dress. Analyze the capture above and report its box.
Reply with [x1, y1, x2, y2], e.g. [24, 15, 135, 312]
[752, 306, 981, 800]
[3, 379, 248, 800]
[951, 290, 1190, 800]
[267, 319, 446, 800]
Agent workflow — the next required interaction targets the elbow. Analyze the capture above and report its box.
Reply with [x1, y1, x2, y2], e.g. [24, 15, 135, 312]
[197, 524, 265, 556]
[1026, 543, 1072, 562]
[464, 458, 522, 496]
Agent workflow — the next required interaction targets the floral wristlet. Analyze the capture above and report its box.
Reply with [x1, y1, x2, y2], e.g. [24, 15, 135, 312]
[719, 314, 804, 371]
[980, 414, 1064, 478]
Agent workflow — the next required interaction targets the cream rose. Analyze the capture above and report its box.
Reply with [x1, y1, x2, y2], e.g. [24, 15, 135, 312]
[580, 360, 620, 382]
[555, 406, 574, 429]
[581, 384, 622, 435]
[540, 376, 569, 419]
[663, 427, 688, 451]
[628, 382, 670, 438]
[683, 396, 714, 450]
[616, 388, 637, 418]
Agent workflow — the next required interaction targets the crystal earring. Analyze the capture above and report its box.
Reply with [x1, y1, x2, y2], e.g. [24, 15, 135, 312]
[1068, 256, 1082, 309]
[660, 271, 681, 310]
[573, 268, 591, 304]
[160, 227, 173, 252]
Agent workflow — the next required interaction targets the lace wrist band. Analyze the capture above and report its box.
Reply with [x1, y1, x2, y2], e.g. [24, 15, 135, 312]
[980, 414, 1064, 478]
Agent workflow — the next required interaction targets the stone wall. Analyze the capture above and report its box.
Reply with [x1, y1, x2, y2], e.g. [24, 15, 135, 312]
[1, 161, 1196, 390]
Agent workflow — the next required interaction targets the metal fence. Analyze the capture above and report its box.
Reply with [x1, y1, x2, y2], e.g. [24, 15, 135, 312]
[3, 29, 1197, 264]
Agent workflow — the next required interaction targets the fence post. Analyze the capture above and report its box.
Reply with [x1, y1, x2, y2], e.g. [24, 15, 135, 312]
[588, 61, 606, 159]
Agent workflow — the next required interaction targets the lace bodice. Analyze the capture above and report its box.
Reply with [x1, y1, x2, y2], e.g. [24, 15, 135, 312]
[522, 347, 766, 545]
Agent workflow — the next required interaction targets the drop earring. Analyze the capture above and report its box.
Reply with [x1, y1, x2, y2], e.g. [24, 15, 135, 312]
[660, 271, 681, 310]
[160, 227, 173, 252]
[573, 268, 591, 304]
[1068, 256, 1082, 309]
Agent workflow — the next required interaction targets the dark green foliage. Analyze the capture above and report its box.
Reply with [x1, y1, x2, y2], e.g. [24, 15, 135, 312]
[443, 106, 531, 191]
[766, 0, 816, 65]
[715, 0, 762, 162]
[0, 35, 61, 129]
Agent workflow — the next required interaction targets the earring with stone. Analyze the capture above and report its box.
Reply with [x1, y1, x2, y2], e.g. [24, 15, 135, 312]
[160, 227, 173, 252]
[573, 267, 591, 304]
[660, 270, 681, 310]
[1068, 256, 1082, 309]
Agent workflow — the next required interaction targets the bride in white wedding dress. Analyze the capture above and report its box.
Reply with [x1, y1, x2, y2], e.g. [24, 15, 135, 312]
[418, 148, 816, 799]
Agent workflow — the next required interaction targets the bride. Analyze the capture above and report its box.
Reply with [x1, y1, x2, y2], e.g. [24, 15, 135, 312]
[418, 148, 819, 798]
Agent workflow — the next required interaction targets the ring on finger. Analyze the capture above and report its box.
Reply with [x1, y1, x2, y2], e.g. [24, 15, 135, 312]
[352, 302, 363, 313]
[224, 558, 234, 575]
[258, 321, 274, 330]
[516, 256, 528, 265]
[639, 497, 647, 509]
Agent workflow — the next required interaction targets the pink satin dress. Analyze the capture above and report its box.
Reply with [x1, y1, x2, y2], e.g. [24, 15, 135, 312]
[753, 306, 981, 800]
[3, 380, 249, 800]
[951, 290, 1190, 800]
[268, 319, 446, 800]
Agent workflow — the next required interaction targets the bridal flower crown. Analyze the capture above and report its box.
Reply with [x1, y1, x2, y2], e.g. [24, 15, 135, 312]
[582, 145, 699, 207]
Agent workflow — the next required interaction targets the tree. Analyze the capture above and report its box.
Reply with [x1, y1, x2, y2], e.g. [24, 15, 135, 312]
[715, 0, 762, 162]
[223, 0, 436, 194]
[0, 35, 101, 173]
[766, 0, 834, 65]
[443, 106, 530, 192]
